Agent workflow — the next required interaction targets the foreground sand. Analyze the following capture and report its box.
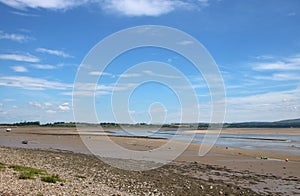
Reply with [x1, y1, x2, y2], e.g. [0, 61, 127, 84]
[0, 127, 299, 195]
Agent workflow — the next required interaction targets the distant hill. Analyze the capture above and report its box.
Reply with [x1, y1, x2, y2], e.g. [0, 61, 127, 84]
[275, 118, 300, 124]
[224, 118, 300, 128]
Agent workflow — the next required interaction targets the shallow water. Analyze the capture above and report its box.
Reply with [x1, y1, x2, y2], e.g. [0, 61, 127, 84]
[108, 129, 300, 155]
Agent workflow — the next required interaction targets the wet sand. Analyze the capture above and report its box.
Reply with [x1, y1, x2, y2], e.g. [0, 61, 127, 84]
[0, 127, 299, 195]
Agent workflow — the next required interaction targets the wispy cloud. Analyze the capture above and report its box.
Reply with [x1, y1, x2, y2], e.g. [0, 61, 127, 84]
[31, 64, 56, 70]
[69, 82, 139, 97]
[254, 73, 300, 81]
[46, 110, 56, 114]
[0, 30, 30, 42]
[119, 73, 142, 78]
[254, 55, 275, 60]
[0, 53, 39, 63]
[11, 11, 38, 17]
[253, 61, 300, 71]
[143, 70, 181, 79]
[0, 76, 71, 90]
[226, 87, 300, 122]
[251, 54, 300, 81]
[89, 71, 113, 77]
[177, 40, 195, 45]
[253, 55, 300, 71]
[0, 0, 87, 10]
[28, 101, 43, 108]
[36, 48, 72, 58]
[10, 66, 28, 72]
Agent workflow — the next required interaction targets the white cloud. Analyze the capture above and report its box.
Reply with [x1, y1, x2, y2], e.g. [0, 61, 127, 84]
[0, 99, 74, 123]
[0, 53, 39, 63]
[143, 70, 181, 79]
[100, 0, 209, 16]
[36, 48, 72, 58]
[225, 87, 300, 122]
[255, 73, 300, 81]
[70, 82, 139, 97]
[0, 0, 209, 17]
[254, 55, 275, 60]
[31, 64, 56, 69]
[10, 66, 28, 72]
[177, 40, 195, 45]
[46, 110, 57, 114]
[44, 102, 53, 107]
[105, 0, 210, 16]
[253, 61, 300, 71]
[102, 0, 177, 16]
[11, 11, 38, 17]
[119, 73, 141, 78]
[0, 0, 87, 10]
[28, 101, 71, 113]
[0, 31, 30, 42]
[28, 101, 43, 108]
[253, 55, 300, 71]
[59, 102, 70, 111]
[0, 76, 71, 90]
[63, 90, 112, 96]
[89, 71, 113, 76]
[251, 54, 300, 81]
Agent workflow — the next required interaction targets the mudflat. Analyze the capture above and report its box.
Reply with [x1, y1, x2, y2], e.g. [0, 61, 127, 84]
[0, 127, 299, 195]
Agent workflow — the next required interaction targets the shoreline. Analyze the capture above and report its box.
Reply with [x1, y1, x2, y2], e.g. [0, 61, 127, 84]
[1, 126, 299, 155]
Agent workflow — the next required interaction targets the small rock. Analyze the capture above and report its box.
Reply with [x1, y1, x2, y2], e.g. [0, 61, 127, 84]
[210, 185, 213, 189]
[22, 140, 28, 144]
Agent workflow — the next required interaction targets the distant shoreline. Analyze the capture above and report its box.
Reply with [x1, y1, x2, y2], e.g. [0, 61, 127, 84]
[1, 117, 300, 128]
[1, 125, 299, 134]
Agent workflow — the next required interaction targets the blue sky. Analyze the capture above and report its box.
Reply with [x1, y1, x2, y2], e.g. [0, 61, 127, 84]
[0, 0, 300, 123]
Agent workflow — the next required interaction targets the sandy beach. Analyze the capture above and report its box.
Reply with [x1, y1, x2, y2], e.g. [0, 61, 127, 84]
[0, 127, 299, 195]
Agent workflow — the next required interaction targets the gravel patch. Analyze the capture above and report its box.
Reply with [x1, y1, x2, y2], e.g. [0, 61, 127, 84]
[0, 147, 259, 195]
